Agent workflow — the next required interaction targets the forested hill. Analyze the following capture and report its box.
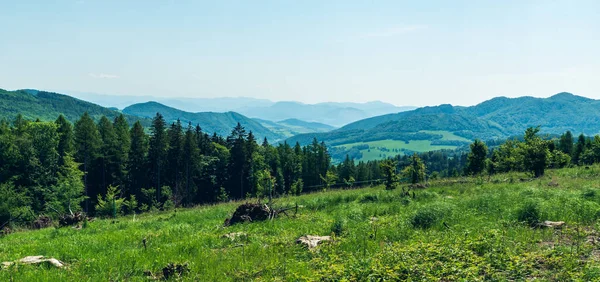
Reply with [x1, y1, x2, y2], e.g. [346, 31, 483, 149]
[123, 101, 285, 141]
[0, 89, 149, 126]
[287, 92, 600, 146]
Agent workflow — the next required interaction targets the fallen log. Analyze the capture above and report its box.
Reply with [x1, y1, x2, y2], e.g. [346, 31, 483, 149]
[296, 235, 331, 250]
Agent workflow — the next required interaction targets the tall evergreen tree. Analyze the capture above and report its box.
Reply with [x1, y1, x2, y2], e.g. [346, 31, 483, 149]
[166, 120, 184, 205]
[573, 134, 586, 165]
[97, 116, 119, 195]
[466, 139, 487, 175]
[227, 123, 248, 199]
[128, 121, 148, 201]
[147, 113, 168, 202]
[74, 112, 101, 212]
[113, 114, 131, 191]
[55, 114, 74, 165]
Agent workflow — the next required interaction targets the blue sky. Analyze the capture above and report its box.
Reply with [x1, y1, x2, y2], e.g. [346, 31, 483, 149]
[1, 0, 599, 106]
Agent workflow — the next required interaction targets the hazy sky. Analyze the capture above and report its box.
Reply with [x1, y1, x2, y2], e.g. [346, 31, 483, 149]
[1, 0, 599, 106]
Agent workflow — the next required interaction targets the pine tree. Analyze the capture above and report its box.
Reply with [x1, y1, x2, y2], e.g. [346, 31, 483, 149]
[113, 114, 130, 191]
[147, 113, 168, 203]
[166, 120, 184, 205]
[128, 121, 148, 202]
[226, 123, 248, 199]
[183, 123, 201, 206]
[402, 153, 426, 184]
[74, 112, 101, 213]
[466, 139, 487, 175]
[97, 116, 119, 195]
[55, 114, 74, 165]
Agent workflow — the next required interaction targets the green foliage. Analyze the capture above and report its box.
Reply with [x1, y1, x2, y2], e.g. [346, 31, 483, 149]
[95, 185, 127, 218]
[466, 139, 487, 175]
[320, 170, 338, 191]
[516, 201, 542, 227]
[0, 182, 31, 224]
[330, 217, 347, 236]
[402, 153, 426, 184]
[522, 127, 549, 177]
[379, 159, 399, 190]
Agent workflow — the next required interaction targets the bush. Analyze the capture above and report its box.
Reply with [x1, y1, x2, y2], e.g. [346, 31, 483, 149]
[358, 194, 379, 203]
[582, 188, 597, 200]
[516, 201, 541, 227]
[331, 217, 347, 236]
[410, 203, 453, 229]
[411, 209, 440, 229]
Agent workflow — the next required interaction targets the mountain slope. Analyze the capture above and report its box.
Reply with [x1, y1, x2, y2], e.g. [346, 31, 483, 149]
[286, 92, 600, 147]
[253, 118, 336, 139]
[123, 102, 284, 141]
[238, 101, 415, 127]
[0, 89, 148, 125]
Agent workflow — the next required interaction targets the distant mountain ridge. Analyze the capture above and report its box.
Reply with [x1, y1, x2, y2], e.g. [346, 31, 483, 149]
[237, 101, 415, 127]
[63, 91, 414, 127]
[287, 92, 600, 146]
[122, 101, 286, 141]
[0, 88, 150, 126]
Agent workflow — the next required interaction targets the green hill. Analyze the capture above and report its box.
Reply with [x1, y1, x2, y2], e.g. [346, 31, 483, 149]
[0, 89, 148, 125]
[253, 118, 336, 139]
[287, 92, 600, 161]
[123, 101, 285, 141]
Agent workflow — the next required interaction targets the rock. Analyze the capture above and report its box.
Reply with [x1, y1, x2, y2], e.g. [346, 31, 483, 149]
[2, 256, 65, 269]
[539, 221, 565, 229]
[296, 235, 331, 249]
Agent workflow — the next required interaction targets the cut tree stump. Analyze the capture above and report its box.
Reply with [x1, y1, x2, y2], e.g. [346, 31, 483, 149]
[2, 256, 65, 269]
[296, 235, 331, 249]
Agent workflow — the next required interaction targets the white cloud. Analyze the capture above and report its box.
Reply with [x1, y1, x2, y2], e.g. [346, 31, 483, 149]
[89, 73, 119, 79]
[362, 25, 426, 38]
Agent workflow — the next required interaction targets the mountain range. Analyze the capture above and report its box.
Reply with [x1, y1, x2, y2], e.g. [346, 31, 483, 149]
[63, 91, 414, 127]
[122, 102, 285, 141]
[286, 92, 600, 146]
[4, 88, 600, 161]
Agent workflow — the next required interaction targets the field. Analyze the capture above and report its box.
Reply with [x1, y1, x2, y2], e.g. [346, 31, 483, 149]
[335, 131, 470, 161]
[3, 166, 600, 280]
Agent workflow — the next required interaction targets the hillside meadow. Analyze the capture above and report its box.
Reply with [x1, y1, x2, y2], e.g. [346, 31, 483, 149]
[3, 166, 600, 280]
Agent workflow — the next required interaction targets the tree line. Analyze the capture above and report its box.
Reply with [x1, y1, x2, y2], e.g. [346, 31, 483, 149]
[2, 111, 597, 225]
[1, 112, 362, 222]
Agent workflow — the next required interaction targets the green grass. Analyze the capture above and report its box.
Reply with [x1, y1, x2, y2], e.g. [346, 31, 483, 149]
[419, 130, 471, 142]
[4, 167, 600, 280]
[335, 130, 469, 161]
[337, 139, 456, 161]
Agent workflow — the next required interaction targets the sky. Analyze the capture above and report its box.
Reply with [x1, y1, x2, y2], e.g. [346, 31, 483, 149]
[1, 0, 599, 107]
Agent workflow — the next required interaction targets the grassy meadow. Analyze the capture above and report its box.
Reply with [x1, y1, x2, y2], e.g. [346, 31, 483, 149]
[3, 166, 600, 280]
[335, 130, 470, 161]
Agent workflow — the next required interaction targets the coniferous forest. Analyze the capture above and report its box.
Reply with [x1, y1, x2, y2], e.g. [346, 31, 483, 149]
[2, 108, 596, 226]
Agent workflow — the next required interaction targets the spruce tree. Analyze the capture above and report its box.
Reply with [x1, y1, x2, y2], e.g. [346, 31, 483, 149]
[147, 113, 168, 203]
[74, 112, 101, 212]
